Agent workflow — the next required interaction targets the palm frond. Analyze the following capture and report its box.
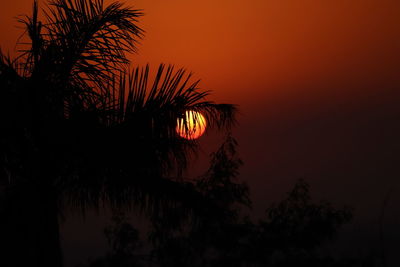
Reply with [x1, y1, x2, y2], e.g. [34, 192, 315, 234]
[42, 0, 144, 87]
[12, 0, 144, 127]
[15, 0, 143, 110]
[15, 0, 43, 76]
[104, 64, 237, 133]
[97, 64, 237, 174]
[55, 64, 238, 217]
[0, 50, 22, 82]
[60, 168, 208, 220]
[0, 49, 27, 128]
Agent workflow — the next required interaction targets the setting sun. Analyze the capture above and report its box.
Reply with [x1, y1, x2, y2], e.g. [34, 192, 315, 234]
[176, 110, 207, 140]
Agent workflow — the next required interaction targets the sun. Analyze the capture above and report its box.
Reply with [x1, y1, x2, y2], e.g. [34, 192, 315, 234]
[176, 110, 207, 140]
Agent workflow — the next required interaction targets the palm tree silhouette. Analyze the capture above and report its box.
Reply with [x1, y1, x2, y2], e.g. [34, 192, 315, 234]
[0, 1, 236, 266]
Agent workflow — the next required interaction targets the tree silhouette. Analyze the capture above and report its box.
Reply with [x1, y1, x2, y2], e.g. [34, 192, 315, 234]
[86, 174, 356, 266]
[79, 212, 144, 267]
[148, 136, 252, 267]
[253, 179, 353, 266]
[146, 139, 354, 267]
[0, 1, 236, 266]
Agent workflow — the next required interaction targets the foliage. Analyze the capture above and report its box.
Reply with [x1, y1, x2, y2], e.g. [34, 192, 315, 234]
[75, 135, 360, 266]
[0, 1, 236, 266]
[89, 176, 357, 267]
[104, 212, 141, 257]
[148, 136, 251, 266]
[142, 139, 355, 267]
[0, 0, 236, 216]
[262, 179, 353, 251]
[78, 212, 144, 267]
[252, 179, 353, 266]
[197, 135, 251, 211]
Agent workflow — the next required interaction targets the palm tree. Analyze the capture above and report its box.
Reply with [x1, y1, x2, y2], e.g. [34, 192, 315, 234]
[0, 0, 236, 266]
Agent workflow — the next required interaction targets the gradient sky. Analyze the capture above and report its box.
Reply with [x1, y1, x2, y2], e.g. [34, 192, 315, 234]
[1, 0, 400, 265]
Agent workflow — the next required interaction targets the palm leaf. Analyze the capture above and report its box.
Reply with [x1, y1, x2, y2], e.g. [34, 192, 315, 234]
[43, 0, 143, 87]
[56, 64, 237, 217]
[105, 64, 237, 132]
[15, 0, 143, 117]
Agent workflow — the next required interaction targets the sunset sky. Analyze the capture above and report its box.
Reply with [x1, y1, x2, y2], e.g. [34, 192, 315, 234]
[1, 0, 400, 265]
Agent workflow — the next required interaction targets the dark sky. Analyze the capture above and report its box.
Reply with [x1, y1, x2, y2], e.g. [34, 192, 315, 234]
[1, 0, 400, 265]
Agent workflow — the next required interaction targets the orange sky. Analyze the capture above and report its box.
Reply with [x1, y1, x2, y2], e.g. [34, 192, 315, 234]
[126, 0, 400, 112]
[2, 0, 399, 107]
[2, 1, 400, 256]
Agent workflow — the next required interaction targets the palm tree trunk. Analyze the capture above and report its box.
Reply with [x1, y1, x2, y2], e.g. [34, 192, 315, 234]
[1, 179, 63, 267]
[36, 183, 63, 267]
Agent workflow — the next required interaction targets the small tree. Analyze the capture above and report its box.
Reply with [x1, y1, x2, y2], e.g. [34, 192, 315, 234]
[149, 136, 252, 266]
[256, 179, 353, 266]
